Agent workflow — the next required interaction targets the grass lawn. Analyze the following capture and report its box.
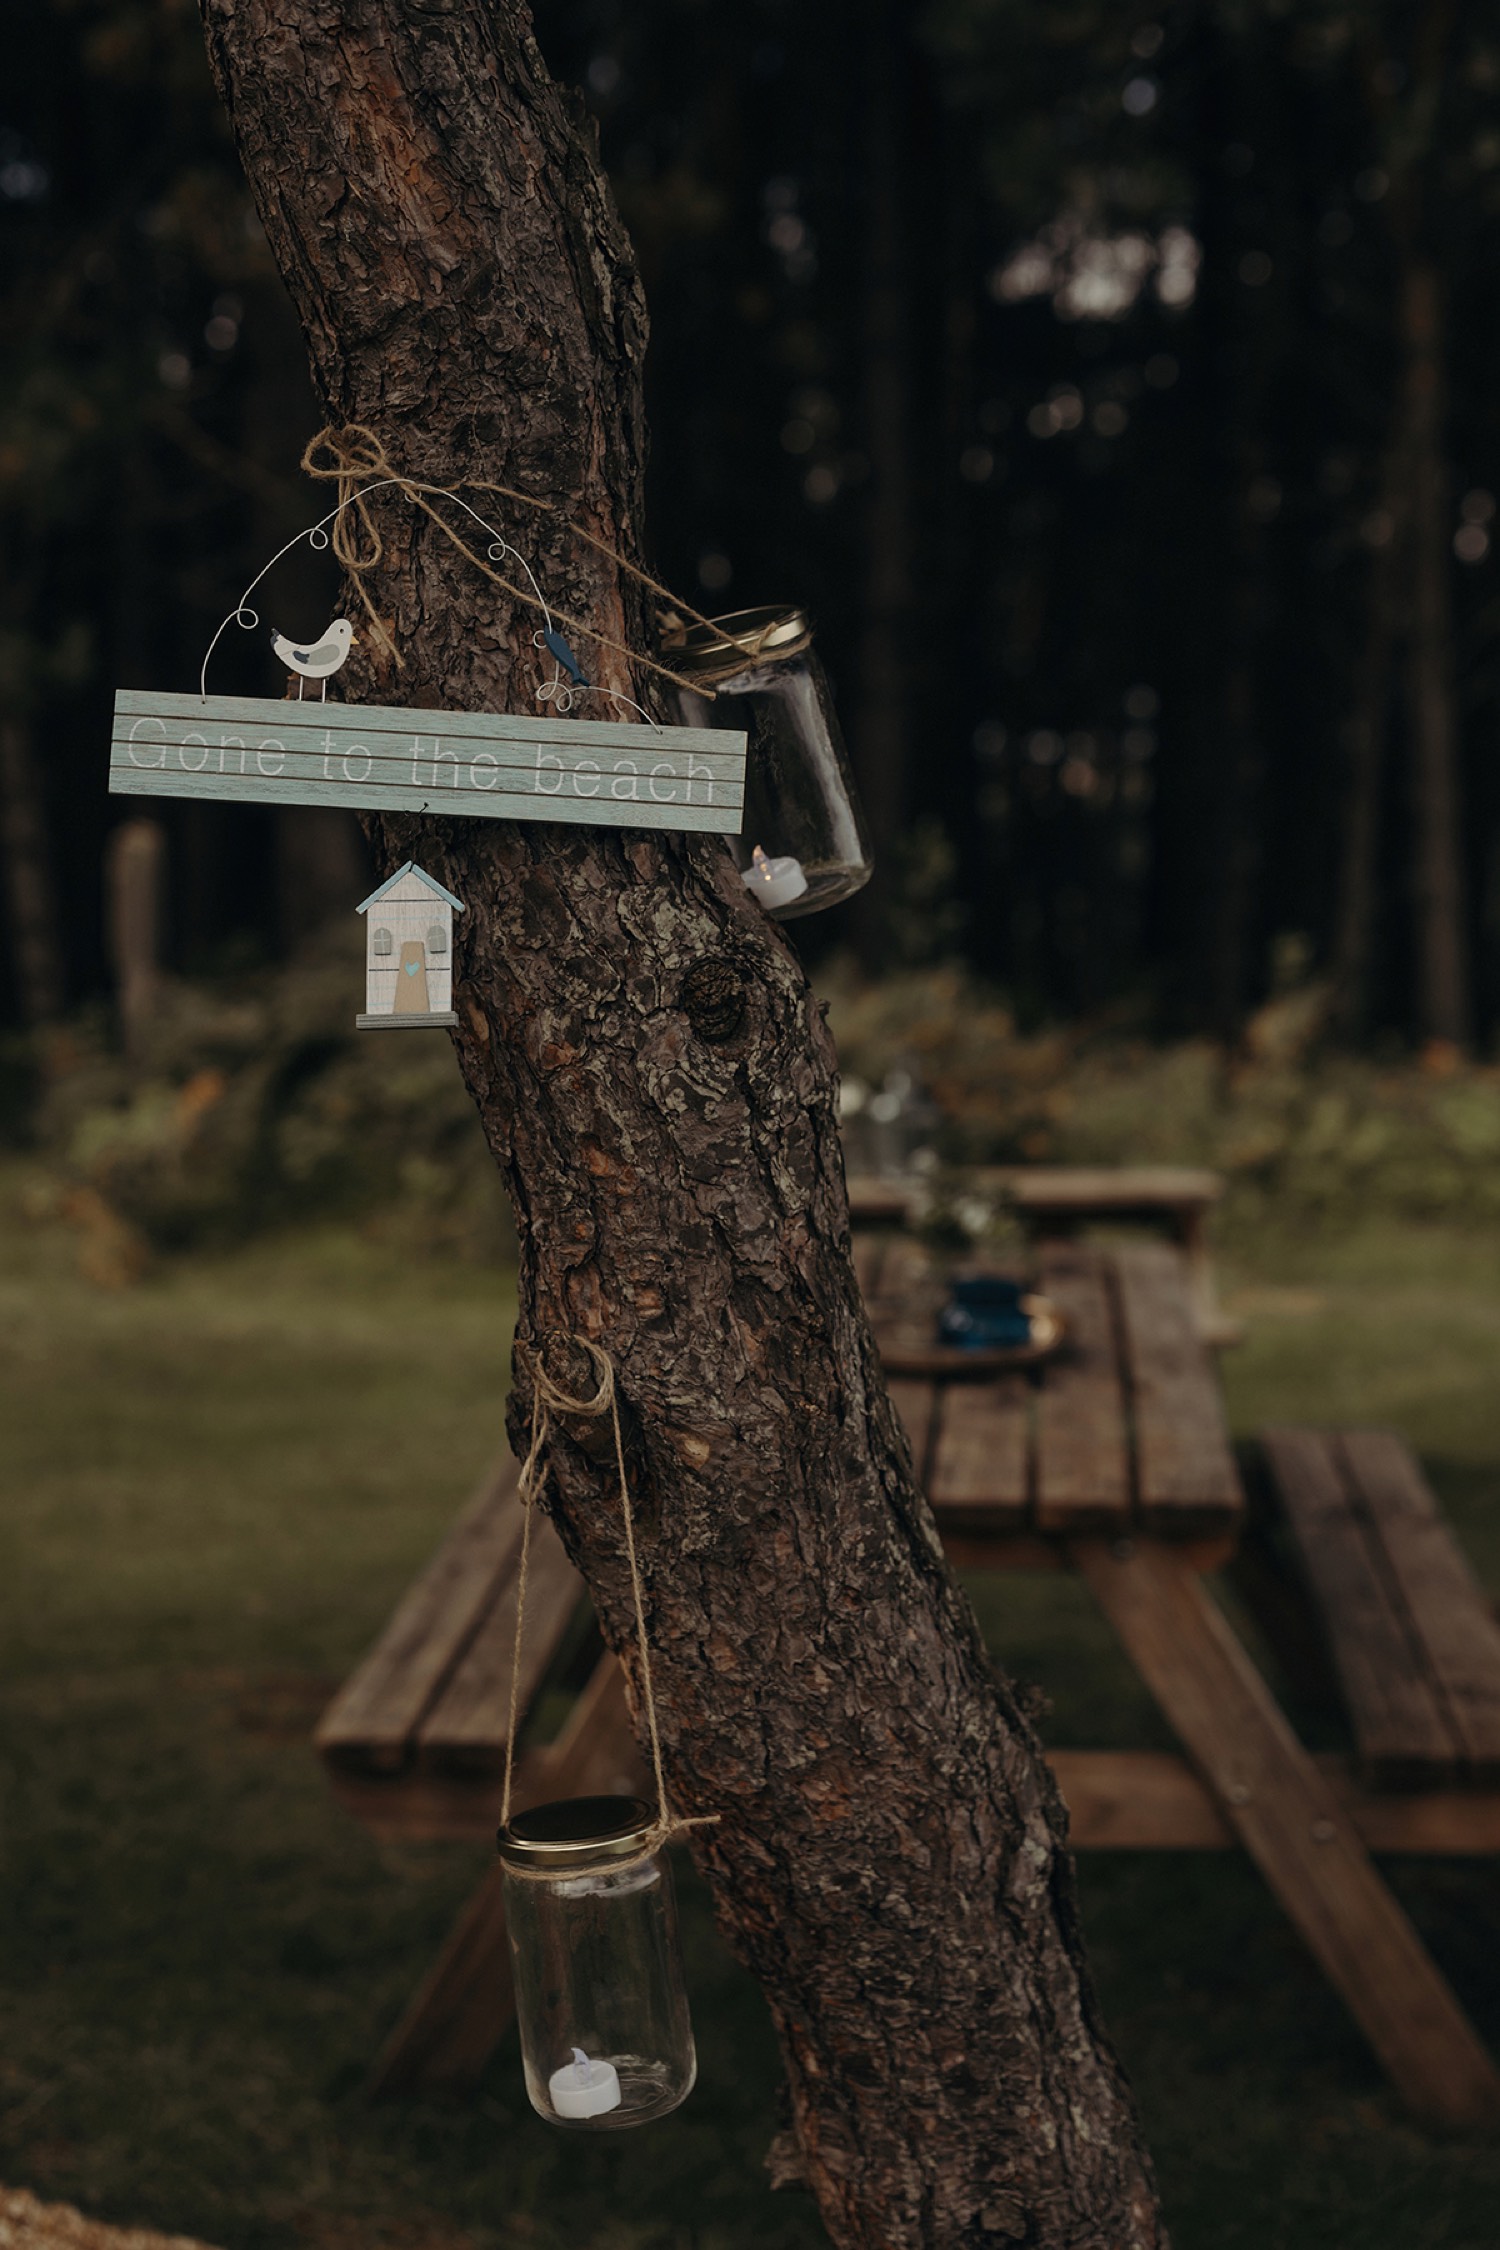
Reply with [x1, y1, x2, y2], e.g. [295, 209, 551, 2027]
[2, 1167, 1498, 2250]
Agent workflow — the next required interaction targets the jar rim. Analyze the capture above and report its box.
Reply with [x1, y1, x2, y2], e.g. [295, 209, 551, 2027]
[497, 1793, 658, 1870]
[659, 605, 812, 681]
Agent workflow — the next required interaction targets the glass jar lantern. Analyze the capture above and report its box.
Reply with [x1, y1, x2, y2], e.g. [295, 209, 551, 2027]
[664, 606, 873, 918]
[497, 1795, 697, 2130]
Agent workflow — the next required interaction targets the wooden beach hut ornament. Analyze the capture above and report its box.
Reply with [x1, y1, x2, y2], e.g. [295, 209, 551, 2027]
[356, 861, 464, 1029]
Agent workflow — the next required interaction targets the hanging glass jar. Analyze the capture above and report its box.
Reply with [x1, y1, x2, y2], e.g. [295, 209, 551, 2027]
[497, 1794, 697, 2130]
[663, 606, 873, 918]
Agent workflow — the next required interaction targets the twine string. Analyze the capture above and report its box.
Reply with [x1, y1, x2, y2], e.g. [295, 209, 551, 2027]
[299, 425, 748, 699]
[499, 1337, 719, 1860]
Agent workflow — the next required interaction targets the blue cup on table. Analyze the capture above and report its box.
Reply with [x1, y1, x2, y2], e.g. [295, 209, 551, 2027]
[937, 1276, 1033, 1351]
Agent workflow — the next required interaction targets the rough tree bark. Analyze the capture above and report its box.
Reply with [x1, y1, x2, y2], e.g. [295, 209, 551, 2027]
[197, 6, 1164, 2243]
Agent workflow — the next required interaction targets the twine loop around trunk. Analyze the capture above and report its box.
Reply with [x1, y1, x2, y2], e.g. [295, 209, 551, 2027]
[301, 424, 741, 698]
[500, 1336, 720, 1860]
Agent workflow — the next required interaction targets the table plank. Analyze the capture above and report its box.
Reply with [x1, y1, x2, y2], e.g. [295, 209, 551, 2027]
[851, 1230, 888, 1300]
[1032, 1242, 1130, 1532]
[887, 1376, 938, 1489]
[315, 1453, 525, 1771]
[1114, 1241, 1243, 1535]
[875, 1232, 937, 1308]
[417, 1511, 584, 1769]
[850, 1167, 1227, 1223]
[1050, 1749, 1500, 1855]
[1263, 1428, 1457, 1786]
[1004, 1165, 1224, 1216]
[927, 1374, 1031, 1530]
[846, 1178, 916, 1224]
[1337, 1430, 1500, 1781]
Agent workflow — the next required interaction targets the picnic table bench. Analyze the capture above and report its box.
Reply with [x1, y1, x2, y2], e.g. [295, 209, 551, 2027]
[1259, 1427, 1500, 1788]
[316, 1462, 645, 2093]
[316, 1223, 1500, 2124]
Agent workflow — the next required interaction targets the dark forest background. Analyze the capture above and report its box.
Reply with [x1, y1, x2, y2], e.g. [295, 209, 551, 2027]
[4, 0, 1500, 1051]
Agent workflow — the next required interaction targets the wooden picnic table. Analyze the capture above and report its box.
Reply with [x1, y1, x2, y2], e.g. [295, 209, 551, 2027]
[857, 1232, 1499, 2127]
[317, 1228, 1500, 2124]
[859, 1233, 1242, 1550]
[849, 1164, 1241, 1343]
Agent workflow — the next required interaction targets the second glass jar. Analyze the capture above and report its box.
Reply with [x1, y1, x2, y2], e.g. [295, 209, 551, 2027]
[664, 606, 873, 918]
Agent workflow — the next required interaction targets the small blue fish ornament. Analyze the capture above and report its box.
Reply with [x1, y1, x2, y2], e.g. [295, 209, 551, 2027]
[543, 628, 590, 688]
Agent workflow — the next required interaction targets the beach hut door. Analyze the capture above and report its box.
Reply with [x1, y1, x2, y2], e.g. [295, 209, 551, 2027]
[395, 939, 429, 1013]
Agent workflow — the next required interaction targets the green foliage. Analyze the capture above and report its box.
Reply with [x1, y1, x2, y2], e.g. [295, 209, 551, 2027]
[18, 944, 1500, 1274]
[21, 929, 511, 1265]
[825, 963, 1500, 1230]
[877, 817, 970, 970]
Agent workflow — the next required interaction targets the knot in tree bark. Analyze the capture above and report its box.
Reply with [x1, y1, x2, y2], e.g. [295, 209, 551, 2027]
[679, 955, 747, 1042]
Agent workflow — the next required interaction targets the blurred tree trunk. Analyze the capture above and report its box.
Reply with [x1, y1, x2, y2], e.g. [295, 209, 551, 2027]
[1330, 449, 1403, 1040]
[1210, 466, 1270, 1037]
[1398, 254, 1470, 1048]
[0, 716, 65, 1025]
[849, 0, 915, 969]
[275, 806, 370, 945]
[196, 4, 1165, 2243]
[104, 817, 166, 1063]
[1360, 3, 1470, 1049]
[1201, 15, 1280, 1037]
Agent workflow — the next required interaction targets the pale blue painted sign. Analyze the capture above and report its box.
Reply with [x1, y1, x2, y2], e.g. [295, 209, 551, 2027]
[110, 691, 745, 834]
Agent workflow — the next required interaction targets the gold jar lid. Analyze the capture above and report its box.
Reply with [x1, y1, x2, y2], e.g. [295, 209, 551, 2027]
[497, 1794, 657, 1871]
[658, 604, 814, 686]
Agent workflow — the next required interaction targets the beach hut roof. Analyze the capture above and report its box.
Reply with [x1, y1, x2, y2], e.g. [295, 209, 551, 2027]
[356, 862, 465, 915]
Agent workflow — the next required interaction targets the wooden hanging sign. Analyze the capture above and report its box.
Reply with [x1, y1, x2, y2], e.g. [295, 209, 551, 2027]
[109, 691, 746, 835]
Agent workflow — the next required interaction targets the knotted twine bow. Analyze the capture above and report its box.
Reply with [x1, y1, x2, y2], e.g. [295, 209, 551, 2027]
[500, 1337, 720, 1861]
[299, 424, 739, 699]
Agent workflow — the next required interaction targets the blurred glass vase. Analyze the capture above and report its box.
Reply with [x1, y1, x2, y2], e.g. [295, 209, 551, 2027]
[497, 1795, 697, 2130]
[663, 605, 873, 918]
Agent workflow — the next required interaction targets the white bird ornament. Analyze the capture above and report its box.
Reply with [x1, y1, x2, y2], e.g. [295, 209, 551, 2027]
[271, 617, 356, 699]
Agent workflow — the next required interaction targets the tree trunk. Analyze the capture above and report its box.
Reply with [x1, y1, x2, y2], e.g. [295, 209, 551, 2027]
[1204, 19, 1283, 1037]
[1330, 448, 1404, 1041]
[1355, 3, 1468, 1050]
[1209, 535, 1266, 1037]
[0, 715, 66, 1026]
[105, 817, 166, 1063]
[196, 6, 1164, 2243]
[276, 805, 370, 946]
[848, 0, 915, 971]
[1398, 254, 1471, 1049]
